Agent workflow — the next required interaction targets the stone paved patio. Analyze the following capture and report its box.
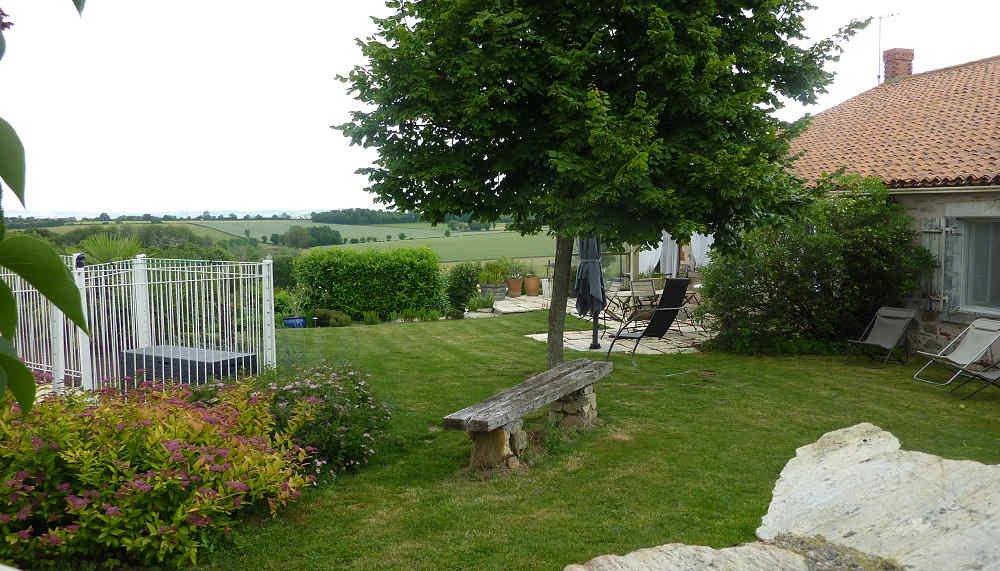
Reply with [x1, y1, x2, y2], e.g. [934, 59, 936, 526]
[525, 323, 711, 355]
[469, 292, 713, 355]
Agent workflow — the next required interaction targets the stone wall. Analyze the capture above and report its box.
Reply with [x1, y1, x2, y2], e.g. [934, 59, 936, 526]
[893, 190, 1000, 356]
[907, 308, 969, 355]
[894, 191, 1000, 221]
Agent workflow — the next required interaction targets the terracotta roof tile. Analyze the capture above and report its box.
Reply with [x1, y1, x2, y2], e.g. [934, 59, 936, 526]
[788, 55, 1000, 189]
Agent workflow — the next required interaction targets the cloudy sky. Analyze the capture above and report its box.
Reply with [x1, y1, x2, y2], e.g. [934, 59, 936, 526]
[1, 0, 997, 217]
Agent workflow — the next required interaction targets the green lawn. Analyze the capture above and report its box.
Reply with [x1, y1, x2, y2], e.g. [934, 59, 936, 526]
[204, 312, 1000, 570]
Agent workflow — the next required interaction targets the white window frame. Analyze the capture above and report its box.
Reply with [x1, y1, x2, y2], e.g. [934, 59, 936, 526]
[961, 218, 1000, 316]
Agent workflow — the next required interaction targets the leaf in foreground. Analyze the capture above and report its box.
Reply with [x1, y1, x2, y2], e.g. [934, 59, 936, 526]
[0, 235, 88, 332]
[0, 116, 25, 203]
[0, 337, 35, 412]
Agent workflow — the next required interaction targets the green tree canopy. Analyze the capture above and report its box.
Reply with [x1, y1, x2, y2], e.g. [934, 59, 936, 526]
[339, 0, 866, 366]
[339, 0, 865, 248]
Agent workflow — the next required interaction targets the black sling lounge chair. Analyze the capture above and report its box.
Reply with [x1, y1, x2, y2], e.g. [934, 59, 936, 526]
[848, 307, 917, 366]
[604, 278, 690, 366]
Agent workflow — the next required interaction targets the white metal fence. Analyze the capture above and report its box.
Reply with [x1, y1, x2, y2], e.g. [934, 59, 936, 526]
[4, 254, 276, 390]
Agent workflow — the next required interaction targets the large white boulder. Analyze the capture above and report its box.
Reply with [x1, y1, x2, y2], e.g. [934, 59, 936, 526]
[567, 423, 1000, 570]
[758, 422, 1000, 570]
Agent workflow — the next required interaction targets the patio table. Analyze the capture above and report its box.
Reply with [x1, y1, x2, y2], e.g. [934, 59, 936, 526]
[605, 289, 664, 330]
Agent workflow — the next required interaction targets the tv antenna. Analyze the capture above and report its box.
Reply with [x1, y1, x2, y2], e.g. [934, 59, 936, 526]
[876, 12, 900, 84]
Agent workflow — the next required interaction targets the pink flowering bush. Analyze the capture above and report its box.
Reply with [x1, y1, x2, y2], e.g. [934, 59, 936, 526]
[268, 362, 392, 475]
[0, 381, 314, 567]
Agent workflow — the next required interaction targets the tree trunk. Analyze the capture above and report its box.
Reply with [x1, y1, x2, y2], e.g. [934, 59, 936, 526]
[547, 236, 575, 369]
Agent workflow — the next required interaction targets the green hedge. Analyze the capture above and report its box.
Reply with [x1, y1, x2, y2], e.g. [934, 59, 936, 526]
[293, 248, 445, 320]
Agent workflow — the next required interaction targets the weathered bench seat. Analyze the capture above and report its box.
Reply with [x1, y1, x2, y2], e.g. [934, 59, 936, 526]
[444, 358, 612, 469]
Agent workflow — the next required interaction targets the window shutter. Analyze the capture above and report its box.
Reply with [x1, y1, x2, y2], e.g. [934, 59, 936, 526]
[942, 217, 964, 312]
[917, 217, 945, 310]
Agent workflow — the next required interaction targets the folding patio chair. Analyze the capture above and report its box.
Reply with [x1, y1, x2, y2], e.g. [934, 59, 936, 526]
[600, 277, 629, 333]
[848, 307, 916, 366]
[605, 278, 690, 366]
[913, 318, 1000, 397]
[627, 278, 659, 324]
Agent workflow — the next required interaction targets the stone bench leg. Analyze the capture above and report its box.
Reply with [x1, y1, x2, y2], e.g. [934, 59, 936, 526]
[549, 384, 597, 429]
[468, 420, 529, 470]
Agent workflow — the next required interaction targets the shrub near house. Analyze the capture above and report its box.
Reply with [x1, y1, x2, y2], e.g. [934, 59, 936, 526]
[293, 247, 445, 320]
[700, 175, 935, 353]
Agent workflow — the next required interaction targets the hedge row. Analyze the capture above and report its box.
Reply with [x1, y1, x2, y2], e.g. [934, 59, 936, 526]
[293, 247, 445, 319]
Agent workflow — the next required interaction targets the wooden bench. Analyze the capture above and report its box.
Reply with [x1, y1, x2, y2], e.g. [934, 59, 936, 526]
[443, 358, 613, 469]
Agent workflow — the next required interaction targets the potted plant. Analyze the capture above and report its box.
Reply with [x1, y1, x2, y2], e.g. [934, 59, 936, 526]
[524, 273, 541, 296]
[499, 257, 524, 298]
[506, 273, 523, 298]
[277, 288, 309, 328]
[478, 267, 506, 302]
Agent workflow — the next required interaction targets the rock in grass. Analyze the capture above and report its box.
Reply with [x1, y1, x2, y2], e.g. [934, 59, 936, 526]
[564, 542, 809, 571]
[568, 422, 999, 570]
[758, 422, 1000, 571]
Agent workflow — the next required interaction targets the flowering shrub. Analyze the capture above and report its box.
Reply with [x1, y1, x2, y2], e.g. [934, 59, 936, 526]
[268, 362, 392, 475]
[0, 381, 313, 567]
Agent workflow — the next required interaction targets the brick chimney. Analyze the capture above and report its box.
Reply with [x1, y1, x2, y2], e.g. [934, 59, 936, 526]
[883, 48, 914, 82]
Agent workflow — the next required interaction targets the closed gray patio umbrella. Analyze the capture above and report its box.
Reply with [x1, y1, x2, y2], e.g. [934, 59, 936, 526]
[575, 236, 606, 349]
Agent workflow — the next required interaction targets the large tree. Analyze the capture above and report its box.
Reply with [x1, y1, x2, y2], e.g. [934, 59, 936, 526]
[339, 0, 864, 367]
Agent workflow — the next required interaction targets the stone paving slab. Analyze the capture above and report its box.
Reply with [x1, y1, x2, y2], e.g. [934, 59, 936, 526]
[492, 295, 549, 314]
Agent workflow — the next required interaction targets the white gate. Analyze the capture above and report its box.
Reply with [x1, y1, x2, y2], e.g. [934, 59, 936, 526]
[3, 255, 276, 390]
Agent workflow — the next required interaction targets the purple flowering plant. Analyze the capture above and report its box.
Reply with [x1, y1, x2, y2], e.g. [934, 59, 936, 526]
[0, 380, 314, 567]
[268, 361, 392, 475]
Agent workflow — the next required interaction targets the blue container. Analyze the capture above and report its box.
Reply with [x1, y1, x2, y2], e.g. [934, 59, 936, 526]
[283, 317, 306, 328]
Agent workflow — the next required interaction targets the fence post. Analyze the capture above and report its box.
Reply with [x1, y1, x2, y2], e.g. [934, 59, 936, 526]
[48, 299, 65, 392]
[261, 258, 276, 370]
[132, 254, 152, 348]
[72, 254, 94, 390]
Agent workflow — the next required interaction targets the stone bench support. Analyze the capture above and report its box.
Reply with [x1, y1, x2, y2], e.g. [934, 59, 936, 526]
[549, 384, 597, 429]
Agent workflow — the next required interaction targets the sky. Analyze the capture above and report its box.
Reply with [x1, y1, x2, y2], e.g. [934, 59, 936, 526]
[1, 0, 997, 218]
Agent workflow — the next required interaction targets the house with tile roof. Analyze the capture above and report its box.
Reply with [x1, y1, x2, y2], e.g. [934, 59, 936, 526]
[788, 49, 1000, 350]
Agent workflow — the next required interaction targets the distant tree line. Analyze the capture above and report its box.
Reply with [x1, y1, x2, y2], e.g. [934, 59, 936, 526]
[3, 211, 301, 229]
[3, 217, 75, 229]
[309, 208, 489, 226]
[266, 225, 344, 248]
[6, 209, 517, 231]
[310, 208, 422, 225]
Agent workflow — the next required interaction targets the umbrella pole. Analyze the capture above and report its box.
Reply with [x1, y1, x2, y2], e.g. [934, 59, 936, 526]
[590, 312, 601, 349]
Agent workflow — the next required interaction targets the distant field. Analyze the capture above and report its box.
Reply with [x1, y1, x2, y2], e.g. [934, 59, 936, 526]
[17, 221, 234, 241]
[315, 230, 556, 263]
[188, 220, 449, 241]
